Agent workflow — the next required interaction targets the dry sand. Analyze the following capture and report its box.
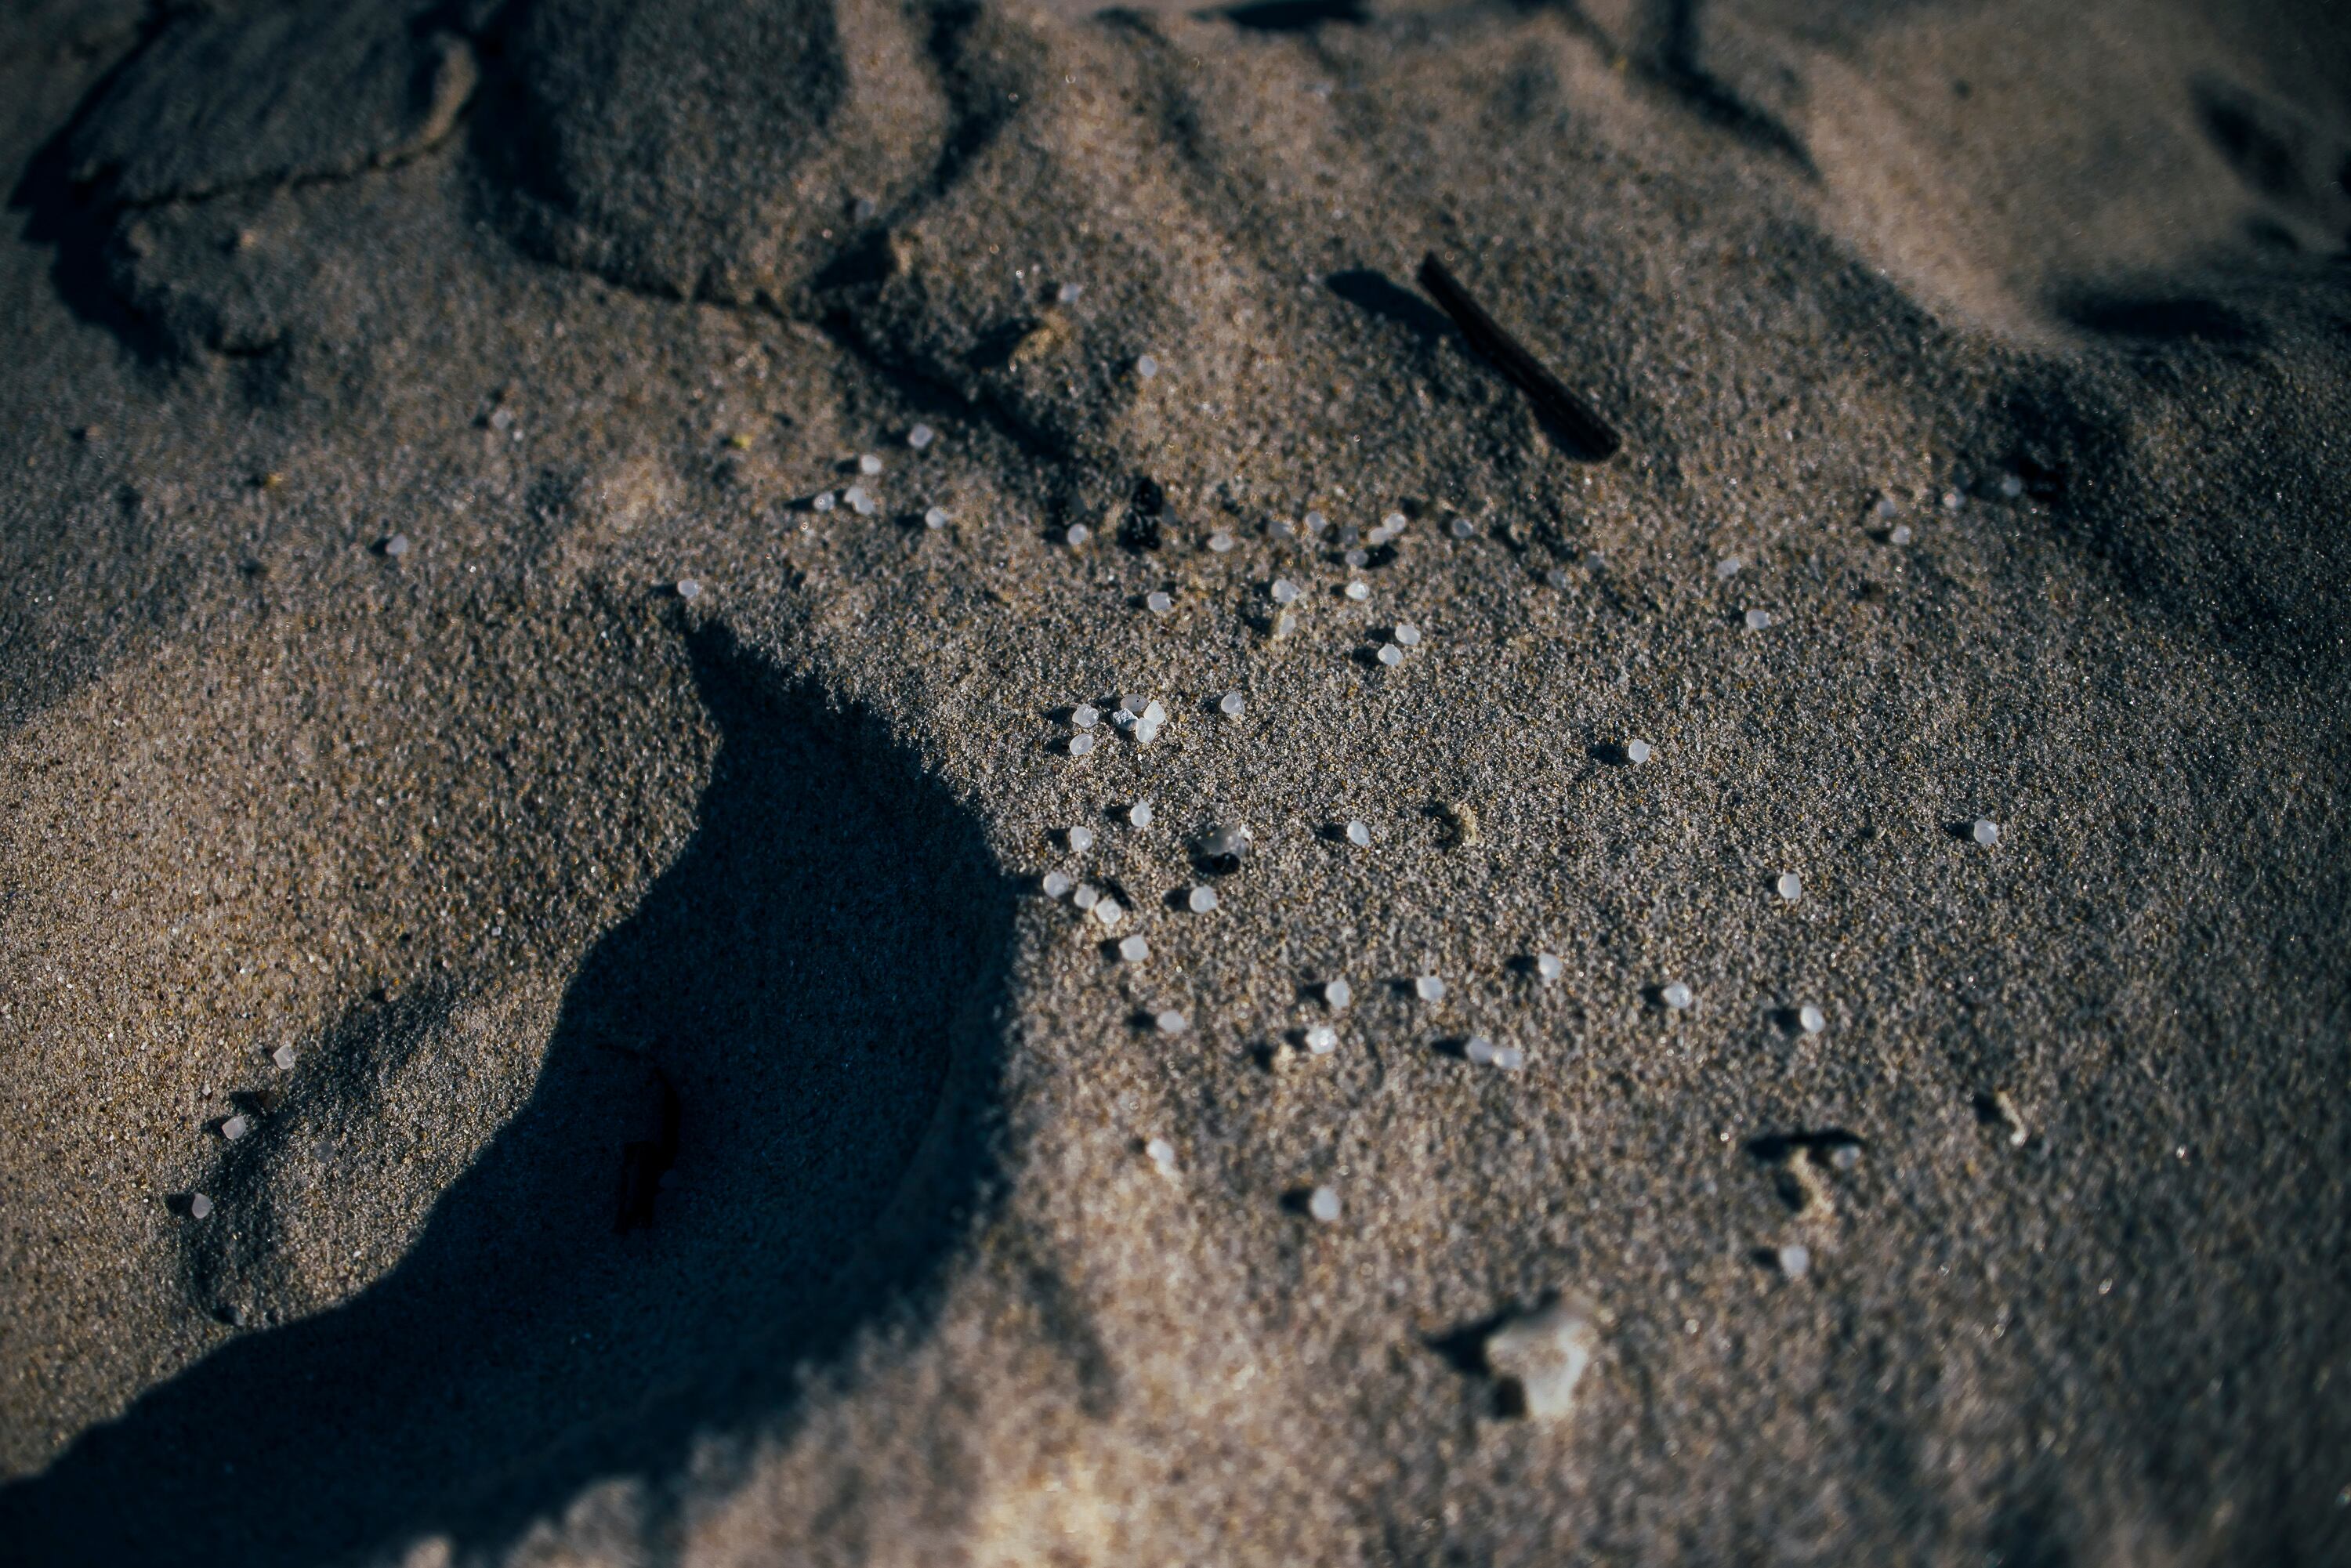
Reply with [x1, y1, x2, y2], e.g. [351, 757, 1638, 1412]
[1, 0, 2347, 1562]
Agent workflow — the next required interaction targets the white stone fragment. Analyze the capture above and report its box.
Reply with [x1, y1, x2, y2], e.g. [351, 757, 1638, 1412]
[272, 1045, 297, 1070]
[1377, 645, 1402, 667]
[1661, 981, 1694, 1010]
[1041, 871, 1073, 897]
[188, 1193, 214, 1220]
[1346, 820, 1371, 848]
[1483, 1296, 1599, 1422]
[1068, 824, 1096, 853]
[1307, 1185, 1341, 1223]
[907, 424, 935, 450]
[1118, 934, 1149, 963]
[1777, 1243, 1812, 1280]
[1094, 897, 1124, 928]
[1415, 974, 1446, 1002]
[1777, 872, 1802, 902]
[1155, 1009, 1188, 1034]
[1799, 1004, 1826, 1034]
[924, 506, 950, 530]
[1129, 801, 1154, 828]
[1972, 818, 2000, 847]
[1324, 978, 1353, 1010]
[858, 453, 882, 475]
[1188, 885, 1219, 914]
[1744, 608, 1773, 631]
[1219, 690, 1245, 716]
[220, 1114, 251, 1142]
[1625, 739, 1653, 765]
[1393, 623, 1421, 646]
[1345, 580, 1371, 601]
[1305, 1024, 1338, 1056]
[1066, 523, 1090, 547]
[1069, 732, 1096, 756]
[1535, 954, 1563, 983]
[1136, 353, 1160, 381]
[676, 578, 702, 601]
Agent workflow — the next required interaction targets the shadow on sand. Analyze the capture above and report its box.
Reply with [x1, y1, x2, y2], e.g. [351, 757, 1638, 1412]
[0, 628, 1019, 1565]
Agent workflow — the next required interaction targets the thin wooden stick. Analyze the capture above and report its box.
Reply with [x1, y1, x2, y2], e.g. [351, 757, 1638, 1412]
[1417, 252, 1621, 460]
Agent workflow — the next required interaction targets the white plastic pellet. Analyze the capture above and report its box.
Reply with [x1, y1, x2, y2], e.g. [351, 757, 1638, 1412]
[1381, 510, 1407, 534]
[1200, 824, 1252, 858]
[221, 1115, 251, 1142]
[1129, 801, 1154, 827]
[1661, 981, 1694, 1010]
[1072, 883, 1099, 909]
[1377, 645, 1402, 666]
[1777, 1244, 1812, 1280]
[1625, 739, 1653, 765]
[1136, 354, 1160, 381]
[1068, 824, 1096, 853]
[1208, 531, 1237, 553]
[1074, 704, 1099, 730]
[1889, 524, 1914, 545]
[676, 578, 702, 601]
[1041, 871, 1073, 897]
[1094, 897, 1124, 928]
[1146, 591, 1172, 614]
[1118, 934, 1149, 963]
[858, 453, 882, 475]
[1155, 1009, 1188, 1034]
[1346, 820, 1371, 848]
[1393, 623, 1421, 646]
[188, 1193, 214, 1220]
[907, 424, 935, 450]
[1345, 581, 1371, 601]
[1145, 1135, 1176, 1169]
[1449, 517, 1476, 539]
[1744, 609, 1773, 631]
[1715, 555, 1744, 578]
[271, 1045, 296, 1070]
[1415, 974, 1446, 1002]
[1777, 872, 1802, 902]
[1305, 1025, 1338, 1056]
[846, 486, 875, 516]
[1324, 978, 1353, 1009]
[1465, 1035, 1496, 1065]
[1188, 885, 1219, 914]
[1271, 578, 1301, 605]
[1066, 523, 1090, 547]
[812, 491, 835, 513]
[1307, 1186, 1341, 1223]
[1536, 954, 1563, 983]
[384, 533, 411, 559]
[1069, 733, 1095, 756]
[1972, 819, 2000, 846]
[1799, 1004, 1826, 1034]
[1219, 690, 1244, 716]
[925, 507, 950, 530]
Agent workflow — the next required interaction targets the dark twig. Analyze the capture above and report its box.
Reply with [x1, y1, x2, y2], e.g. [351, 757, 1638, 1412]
[1416, 252, 1621, 461]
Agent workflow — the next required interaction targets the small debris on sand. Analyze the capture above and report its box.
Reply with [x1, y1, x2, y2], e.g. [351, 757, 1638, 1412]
[1483, 1295, 1600, 1421]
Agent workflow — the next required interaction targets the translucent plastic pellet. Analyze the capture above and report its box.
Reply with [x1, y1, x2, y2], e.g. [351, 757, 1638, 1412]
[1129, 801, 1154, 827]
[676, 578, 702, 600]
[1068, 824, 1096, 853]
[1303, 510, 1328, 534]
[1377, 645, 1402, 666]
[1777, 872, 1802, 902]
[221, 1114, 251, 1142]
[1136, 354, 1160, 380]
[1661, 982, 1694, 1010]
[1415, 974, 1445, 1002]
[1535, 954, 1562, 983]
[1308, 1186, 1341, 1222]
[1072, 884, 1099, 909]
[1094, 897, 1124, 928]
[1465, 1035, 1496, 1066]
[1271, 578, 1301, 605]
[1799, 1004, 1826, 1034]
[1209, 532, 1237, 553]
[1346, 820, 1371, 848]
[1625, 739, 1653, 764]
[1493, 1046, 1526, 1070]
[384, 533, 412, 559]
[1066, 523, 1090, 547]
[858, 453, 882, 476]
[1345, 581, 1371, 601]
[1219, 690, 1244, 716]
[1118, 935, 1149, 963]
[1069, 733, 1095, 756]
[1155, 1009, 1188, 1034]
[1449, 517, 1476, 539]
[272, 1045, 297, 1070]
[1188, 885, 1219, 914]
[1146, 1136, 1176, 1168]
[1074, 704, 1099, 729]
[1890, 524, 1913, 545]
[1972, 819, 1999, 846]
[1744, 609, 1773, 631]
[1146, 591, 1173, 614]
[924, 507, 949, 530]
[1305, 1025, 1338, 1056]
[907, 424, 936, 450]
[1393, 623, 1421, 646]
[188, 1193, 214, 1220]
[1715, 555, 1744, 578]
[1324, 978, 1352, 1009]
[1041, 871, 1073, 897]
[1777, 1244, 1811, 1280]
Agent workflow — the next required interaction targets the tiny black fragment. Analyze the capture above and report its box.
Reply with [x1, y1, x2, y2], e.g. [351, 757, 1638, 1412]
[1416, 252, 1621, 461]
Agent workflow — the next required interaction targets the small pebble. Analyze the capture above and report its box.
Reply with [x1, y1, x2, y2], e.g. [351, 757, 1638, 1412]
[1304, 1025, 1338, 1056]
[1136, 353, 1160, 381]
[1041, 871, 1073, 897]
[812, 491, 835, 512]
[383, 532, 411, 559]
[1972, 818, 2000, 846]
[1307, 1186, 1341, 1223]
[1068, 733, 1096, 756]
[924, 506, 950, 531]
[1094, 897, 1124, 928]
[1415, 974, 1446, 1002]
[1155, 1009, 1189, 1034]
[1066, 523, 1090, 547]
[1068, 824, 1096, 853]
[1072, 883, 1099, 909]
[1145, 1135, 1176, 1170]
[1777, 1243, 1812, 1280]
[1118, 934, 1150, 963]
[1271, 578, 1301, 605]
[1799, 1004, 1826, 1034]
[1344, 580, 1371, 601]
[1715, 555, 1744, 578]
[1777, 871, 1802, 902]
[1324, 978, 1353, 1009]
[220, 1114, 251, 1142]
[1483, 1297, 1599, 1422]
[1219, 690, 1245, 716]
[1661, 981, 1694, 1010]
[188, 1193, 214, 1221]
[1129, 801, 1154, 827]
[1187, 885, 1219, 913]
[1625, 739, 1653, 765]
[907, 423, 936, 450]
[676, 578, 701, 601]
[1393, 623, 1421, 646]
[1448, 516, 1476, 539]
[1377, 645, 1402, 667]
[1744, 608, 1774, 631]
[1346, 820, 1371, 848]
[271, 1045, 296, 1070]
[858, 453, 882, 476]
[1146, 590, 1173, 614]
[1074, 703, 1099, 729]
[1535, 954, 1563, 983]
[1208, 531, 1236, 553]
[1889, 524, 1913, 545]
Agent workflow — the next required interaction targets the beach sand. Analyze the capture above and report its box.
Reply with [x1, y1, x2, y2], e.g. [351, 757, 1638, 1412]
[2, 0, 2347, 1562]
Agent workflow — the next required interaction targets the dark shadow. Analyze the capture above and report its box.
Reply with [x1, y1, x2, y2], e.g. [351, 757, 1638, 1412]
[1327, 268, 1452, 339]
[1217, 0, 1367, 32]
[2060, 292, 2262, 346]
[1647, 0, 1817, 176]
[0, 629, 1020, 1566]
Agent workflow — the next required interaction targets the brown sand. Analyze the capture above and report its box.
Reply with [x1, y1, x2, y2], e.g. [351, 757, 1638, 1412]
[2, 0, 2347, 1562]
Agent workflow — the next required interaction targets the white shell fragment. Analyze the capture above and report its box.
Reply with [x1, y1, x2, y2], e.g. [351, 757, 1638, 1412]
[1219, 690, 1245, 716]
[1777, 872, 1802, 902]
[1068, 824, 1096, 853]
[1483, 1295, 1599, 1423]
[271, 1045, 297, 1070]
[1415, 974, 1446, 1002]
[1346, 820, 1371, 848]
[1661, 982, 1694, 1010]
[1118, 934, 1150, 963]
[1625, 739, 1653, 765]
[1155, 1009, 1189, 1034]
[1188, 885, 1219, 913]
[1972, 818, 2000, 846]
[1307, 1186, 1341, 1223]
[1799, 1004, 1826, 1034]
[1304, 1025, 1338, 1056]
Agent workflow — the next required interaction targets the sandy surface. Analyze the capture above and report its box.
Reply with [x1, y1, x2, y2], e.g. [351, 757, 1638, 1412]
[2, 0, 2347, 1563]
